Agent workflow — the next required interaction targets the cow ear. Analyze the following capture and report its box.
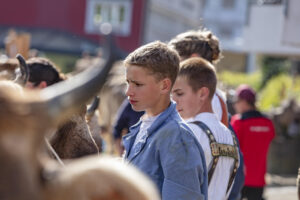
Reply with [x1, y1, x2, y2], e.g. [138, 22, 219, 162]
[43, 156, 160, 200]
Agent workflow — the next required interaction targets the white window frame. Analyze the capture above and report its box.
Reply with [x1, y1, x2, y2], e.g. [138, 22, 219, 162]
[85, 0, 133, 36]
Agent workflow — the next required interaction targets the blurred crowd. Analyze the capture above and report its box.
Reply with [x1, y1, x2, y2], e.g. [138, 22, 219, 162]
[0, 28, 299, 200]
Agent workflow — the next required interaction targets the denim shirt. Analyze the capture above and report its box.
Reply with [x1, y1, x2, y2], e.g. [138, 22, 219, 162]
[123, 101, 208, 200]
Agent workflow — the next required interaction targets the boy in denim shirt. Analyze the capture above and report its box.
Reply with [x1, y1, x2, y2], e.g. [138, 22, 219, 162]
[123, 41, 208, 200]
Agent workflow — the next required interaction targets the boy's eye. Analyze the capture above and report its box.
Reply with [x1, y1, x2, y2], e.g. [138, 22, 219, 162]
[173, 92, 184, 97]
[135, 83, 143, 87]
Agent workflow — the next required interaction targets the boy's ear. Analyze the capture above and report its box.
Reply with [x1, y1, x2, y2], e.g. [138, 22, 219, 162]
[38, 81, 48, 89]
[160, 78, 172, 94]
[197, 87, 210, 100]
[190, 53, 200, 58]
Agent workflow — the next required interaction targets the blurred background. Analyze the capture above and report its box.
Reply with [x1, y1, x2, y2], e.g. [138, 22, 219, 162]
[0, 0, 299, 198]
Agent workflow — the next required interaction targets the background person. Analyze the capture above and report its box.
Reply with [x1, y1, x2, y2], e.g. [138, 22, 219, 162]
[231, 84, 275, 200]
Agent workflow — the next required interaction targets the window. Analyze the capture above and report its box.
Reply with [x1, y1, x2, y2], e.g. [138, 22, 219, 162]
[250, 0, 283, 5]
[85, 0, 133, 36]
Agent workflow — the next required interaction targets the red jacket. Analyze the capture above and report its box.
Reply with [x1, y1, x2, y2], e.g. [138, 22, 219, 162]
[231, 110, 275, 187]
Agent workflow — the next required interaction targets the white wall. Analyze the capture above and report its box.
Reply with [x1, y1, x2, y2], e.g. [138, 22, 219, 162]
[242, 4, 300, 55]
[203, 0, 248, 51]
[143, 0, 203, 44]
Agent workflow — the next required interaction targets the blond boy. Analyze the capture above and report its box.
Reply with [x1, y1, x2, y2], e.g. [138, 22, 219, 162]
[122, 41, 208, 200]
[172, 57, 239, 200]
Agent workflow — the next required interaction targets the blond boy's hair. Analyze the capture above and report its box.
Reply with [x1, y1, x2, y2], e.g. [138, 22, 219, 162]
[169, 29, 221, 64]
[179, 57, 217, 99]
[124, 41, 180, 85]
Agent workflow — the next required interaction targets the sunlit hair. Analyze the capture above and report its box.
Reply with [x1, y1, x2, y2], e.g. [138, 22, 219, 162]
[169, 29, 222, 64]
[179, 57, 217, 99]
[124, 41, 180, 85]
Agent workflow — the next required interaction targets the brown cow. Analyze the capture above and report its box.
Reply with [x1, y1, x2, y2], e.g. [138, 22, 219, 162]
[49, 105, 100, 158]
[0, 55, 101, 158]
[23, 56, 101, 158]
[86, 96, 103, 152]
[0, 36, 159, 199]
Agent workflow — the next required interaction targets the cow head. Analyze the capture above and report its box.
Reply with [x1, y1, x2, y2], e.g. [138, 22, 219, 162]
[0, 32, 159, 200]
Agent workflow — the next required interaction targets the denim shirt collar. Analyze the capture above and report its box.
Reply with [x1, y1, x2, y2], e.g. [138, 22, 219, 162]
[123, 101, 177, 161]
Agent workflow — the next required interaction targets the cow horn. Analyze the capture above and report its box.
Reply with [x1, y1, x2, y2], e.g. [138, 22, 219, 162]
[87, 96, 100, 115]
[40, 32, 117, 123]
[14, 54, 30, 85]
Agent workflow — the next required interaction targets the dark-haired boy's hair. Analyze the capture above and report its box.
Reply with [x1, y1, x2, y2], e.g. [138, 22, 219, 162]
[27, 57, 64, 86]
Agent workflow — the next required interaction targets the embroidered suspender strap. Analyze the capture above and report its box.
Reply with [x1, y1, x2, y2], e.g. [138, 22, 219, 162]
[226, 130, 239, 193]
[191, 121, 239, 193]
[216, 93, 229, 128]
[191, 121, 219, 185]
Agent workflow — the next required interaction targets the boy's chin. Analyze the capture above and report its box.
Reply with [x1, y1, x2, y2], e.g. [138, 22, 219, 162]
[131, 105, 143, 112]
[180, 113, 191, 120]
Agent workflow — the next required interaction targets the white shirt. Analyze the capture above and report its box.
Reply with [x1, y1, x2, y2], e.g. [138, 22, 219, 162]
[186, 113, 236, 200]
[132, 114, 160, 148]
[212, 89, 226, 121]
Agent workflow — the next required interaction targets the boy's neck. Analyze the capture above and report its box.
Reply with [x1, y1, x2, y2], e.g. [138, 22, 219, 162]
[196, 100, 213, 116]
[146, 96, 171, 117]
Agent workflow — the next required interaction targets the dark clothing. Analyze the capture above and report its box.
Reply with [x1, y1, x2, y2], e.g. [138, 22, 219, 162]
[241, 186, 264, 200]
[231, 110, 275, 187]
[297, 167, 300, 200]
[113, 99, 144, 139]
[228, 123, 245, 200]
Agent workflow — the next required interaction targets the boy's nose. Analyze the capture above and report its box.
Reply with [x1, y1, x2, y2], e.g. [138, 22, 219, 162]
[125, 85, 133, 97]
[171, 95, 178, 102]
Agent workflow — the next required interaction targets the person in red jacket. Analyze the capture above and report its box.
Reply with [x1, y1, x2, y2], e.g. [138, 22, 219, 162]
[231, 84, 275, 200]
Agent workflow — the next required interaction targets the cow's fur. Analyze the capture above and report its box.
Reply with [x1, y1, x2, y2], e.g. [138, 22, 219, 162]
[98, 61, 127, 129]
[77, 60, 127, 134]
[42, 156, 159, 200]
[0, 57, 102, 159]
[86, 110, 103, 152]
[72, 59, 127, 153]
[95, 61, 127, 153]
[0, 81, 159, 200]
[50, 106, 99, 159]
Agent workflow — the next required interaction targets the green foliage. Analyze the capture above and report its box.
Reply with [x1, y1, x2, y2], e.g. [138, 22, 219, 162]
[44, 52, 80, 73]
[259, 74, 300, 111]
[260, 57, 291, 89]
[258, 74, 290, 111]
[219, 71, 262, 91]
[219, 70, 300, 112]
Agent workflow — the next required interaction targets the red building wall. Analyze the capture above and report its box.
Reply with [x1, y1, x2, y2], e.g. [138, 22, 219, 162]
[0, 0, 145, 52]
